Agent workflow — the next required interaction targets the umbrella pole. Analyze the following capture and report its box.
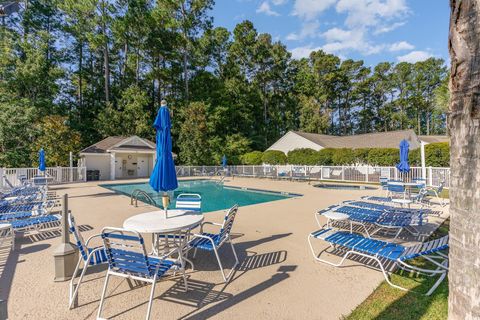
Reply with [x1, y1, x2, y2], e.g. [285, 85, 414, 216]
[162, 192, 170, 218]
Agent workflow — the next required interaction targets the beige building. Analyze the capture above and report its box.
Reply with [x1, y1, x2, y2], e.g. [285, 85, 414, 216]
[268, 129, 449, 154]
[79, 136, 158, 180]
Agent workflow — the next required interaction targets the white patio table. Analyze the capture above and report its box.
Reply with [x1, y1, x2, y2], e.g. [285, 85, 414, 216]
[123, 209, 203, 267]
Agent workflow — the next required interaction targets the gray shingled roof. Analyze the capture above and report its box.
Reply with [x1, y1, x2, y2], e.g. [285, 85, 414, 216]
[293, 129, 421, 149]
[80, 136, 156, 153]
[418, 135, 449, 144]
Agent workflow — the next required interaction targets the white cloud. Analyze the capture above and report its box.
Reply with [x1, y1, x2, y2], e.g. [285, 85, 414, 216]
[286, 21, 320, 41]
[290, 45, 322, 59]
[271, 0, 287, 5]
[256, 1, 280, 16]
[292, 0, 337, 21]
[397, 50, 432, 63]
[321, 27, 383, 55]
[389, 41, 414, 52]
[374, 21, 406, 34]
[336, 0, 409, 29]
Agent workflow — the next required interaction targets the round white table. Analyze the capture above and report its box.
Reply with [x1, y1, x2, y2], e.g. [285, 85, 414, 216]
[322, 211, 352, 233]
[123, 210, 204, 265]
[123, 209, 204, 234]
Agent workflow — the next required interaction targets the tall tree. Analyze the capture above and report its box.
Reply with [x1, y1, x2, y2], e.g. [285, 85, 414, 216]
[448, 0, 480, 319]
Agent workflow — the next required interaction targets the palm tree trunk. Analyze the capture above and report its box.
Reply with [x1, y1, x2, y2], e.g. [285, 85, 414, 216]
[448, 1, 480, 319]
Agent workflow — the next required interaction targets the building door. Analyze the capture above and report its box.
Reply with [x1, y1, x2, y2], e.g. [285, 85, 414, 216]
[137, 155, 148, 177]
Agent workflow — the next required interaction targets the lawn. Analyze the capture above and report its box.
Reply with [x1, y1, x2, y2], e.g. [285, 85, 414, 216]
[345, 221, 449, 320]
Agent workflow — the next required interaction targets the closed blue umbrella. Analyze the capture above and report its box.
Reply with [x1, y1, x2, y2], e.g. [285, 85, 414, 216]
[38, 148, 46, 173]
[149, 103, 178, 214]
[396, 139, 410, 173]
[221, 155, 227, 167]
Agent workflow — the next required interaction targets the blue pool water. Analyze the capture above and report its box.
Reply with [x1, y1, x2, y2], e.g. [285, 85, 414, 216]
[101, 180, 298, 213]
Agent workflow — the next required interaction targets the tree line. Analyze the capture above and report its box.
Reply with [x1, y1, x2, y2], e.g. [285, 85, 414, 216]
[0, 0, 449, 167]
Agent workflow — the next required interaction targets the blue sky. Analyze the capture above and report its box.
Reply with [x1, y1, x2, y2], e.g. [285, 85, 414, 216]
[211, 0, 450, 66]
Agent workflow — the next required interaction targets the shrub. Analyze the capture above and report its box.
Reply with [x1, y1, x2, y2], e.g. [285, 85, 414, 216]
[262, 150, 287, 165]
[317, 148, 335, 165]
[287, 148, 320, 165]
[331, 148, 356, 165]
[354, 148, 370, 164]
[241, 151, 263, 165]
[425, 142, 449, 167]
[367, 148, 399, 166]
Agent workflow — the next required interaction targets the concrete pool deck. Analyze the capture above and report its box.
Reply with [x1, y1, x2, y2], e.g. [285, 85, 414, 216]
[1, 177, 449, 319]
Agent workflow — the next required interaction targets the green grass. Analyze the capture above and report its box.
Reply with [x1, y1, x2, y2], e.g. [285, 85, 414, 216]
[345, 220, 449, 320]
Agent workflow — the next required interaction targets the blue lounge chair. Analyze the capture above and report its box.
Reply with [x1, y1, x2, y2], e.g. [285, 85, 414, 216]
[68, 214, 108, 309]
[316, 204, 425, 239]
[10, 214, 61, 231]
[344, 200, 431, 215]
[308, 229, 448, 295]
[188, 205, 239, 282]
[175, 193, 202, 212]
[97, 227, 187, 320]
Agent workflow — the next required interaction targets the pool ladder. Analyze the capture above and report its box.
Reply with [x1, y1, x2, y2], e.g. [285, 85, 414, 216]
[130, 189, 156, 207]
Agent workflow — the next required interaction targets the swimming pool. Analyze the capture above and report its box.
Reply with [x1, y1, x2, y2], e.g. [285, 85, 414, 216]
[101, 180, 300, 213]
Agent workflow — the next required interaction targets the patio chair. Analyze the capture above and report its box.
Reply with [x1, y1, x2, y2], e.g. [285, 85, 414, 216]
[97, 227, 187, 320]
[386, 181, 405, 199]
[188, 205, 239, 282]
[175, 193, 202, 212]
[308, 229, 448, 295]
[426, 181, 446, 206]
[68, 214, 107, 309]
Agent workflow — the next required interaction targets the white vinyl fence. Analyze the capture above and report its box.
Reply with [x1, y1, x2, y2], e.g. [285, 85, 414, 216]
[176, 165, 450, 188]
[0, 167, 87, 188]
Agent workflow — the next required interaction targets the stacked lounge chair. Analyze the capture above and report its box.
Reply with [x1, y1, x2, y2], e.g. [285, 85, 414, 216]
[308, 228, 448, 295]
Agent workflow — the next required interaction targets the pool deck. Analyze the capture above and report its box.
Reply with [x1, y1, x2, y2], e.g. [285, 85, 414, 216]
[1, 177, 449, 319]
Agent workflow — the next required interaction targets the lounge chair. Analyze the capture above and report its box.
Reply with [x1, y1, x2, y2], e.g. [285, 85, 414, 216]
[97, 227, 187, 320]
[9, 214, 61, 232]
[308, 229, 448, 295]
[344, 200, 431, 215]
[68, 214, 107, 309]
[188, 205, 239, 282]
[316, 204, 425, 239]
[175, 193, 202, 212]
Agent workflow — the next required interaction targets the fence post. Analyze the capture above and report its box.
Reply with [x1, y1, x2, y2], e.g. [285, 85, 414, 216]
[394, 167, 398, 181]
[428, 166, 433, 186]
[365, 166, 369, 183]
[304, 165, 307, 178]
[341, 166, 345, 181]
[0, 167, 3, 189]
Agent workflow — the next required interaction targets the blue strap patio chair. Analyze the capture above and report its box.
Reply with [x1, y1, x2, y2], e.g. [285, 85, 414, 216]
[308, 229, 448, 296]
[386, 181, 405, 199]
[175, 193, 202, 212]
[426, 180, 446, 206]
[97, 227, 187, 320]
[68, 214, 108, 309]
[188, 205, 240, 282]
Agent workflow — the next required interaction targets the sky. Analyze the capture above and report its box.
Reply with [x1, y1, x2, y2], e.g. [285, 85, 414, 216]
[211, 0, 450, 66]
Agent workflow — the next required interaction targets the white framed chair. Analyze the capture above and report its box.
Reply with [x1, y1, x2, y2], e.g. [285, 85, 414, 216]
[68, 214, 107, 309]
[97, 227, 187, 320]
[175, 193, 202, 212]
[188, 205, 239, 282]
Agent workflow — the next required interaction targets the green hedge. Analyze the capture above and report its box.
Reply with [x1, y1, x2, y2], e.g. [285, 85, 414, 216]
[287, 148, 321, 165]
[261, 150, 287, 165]
[240, 151, 263, 165]
[243, 143, 450, 167]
